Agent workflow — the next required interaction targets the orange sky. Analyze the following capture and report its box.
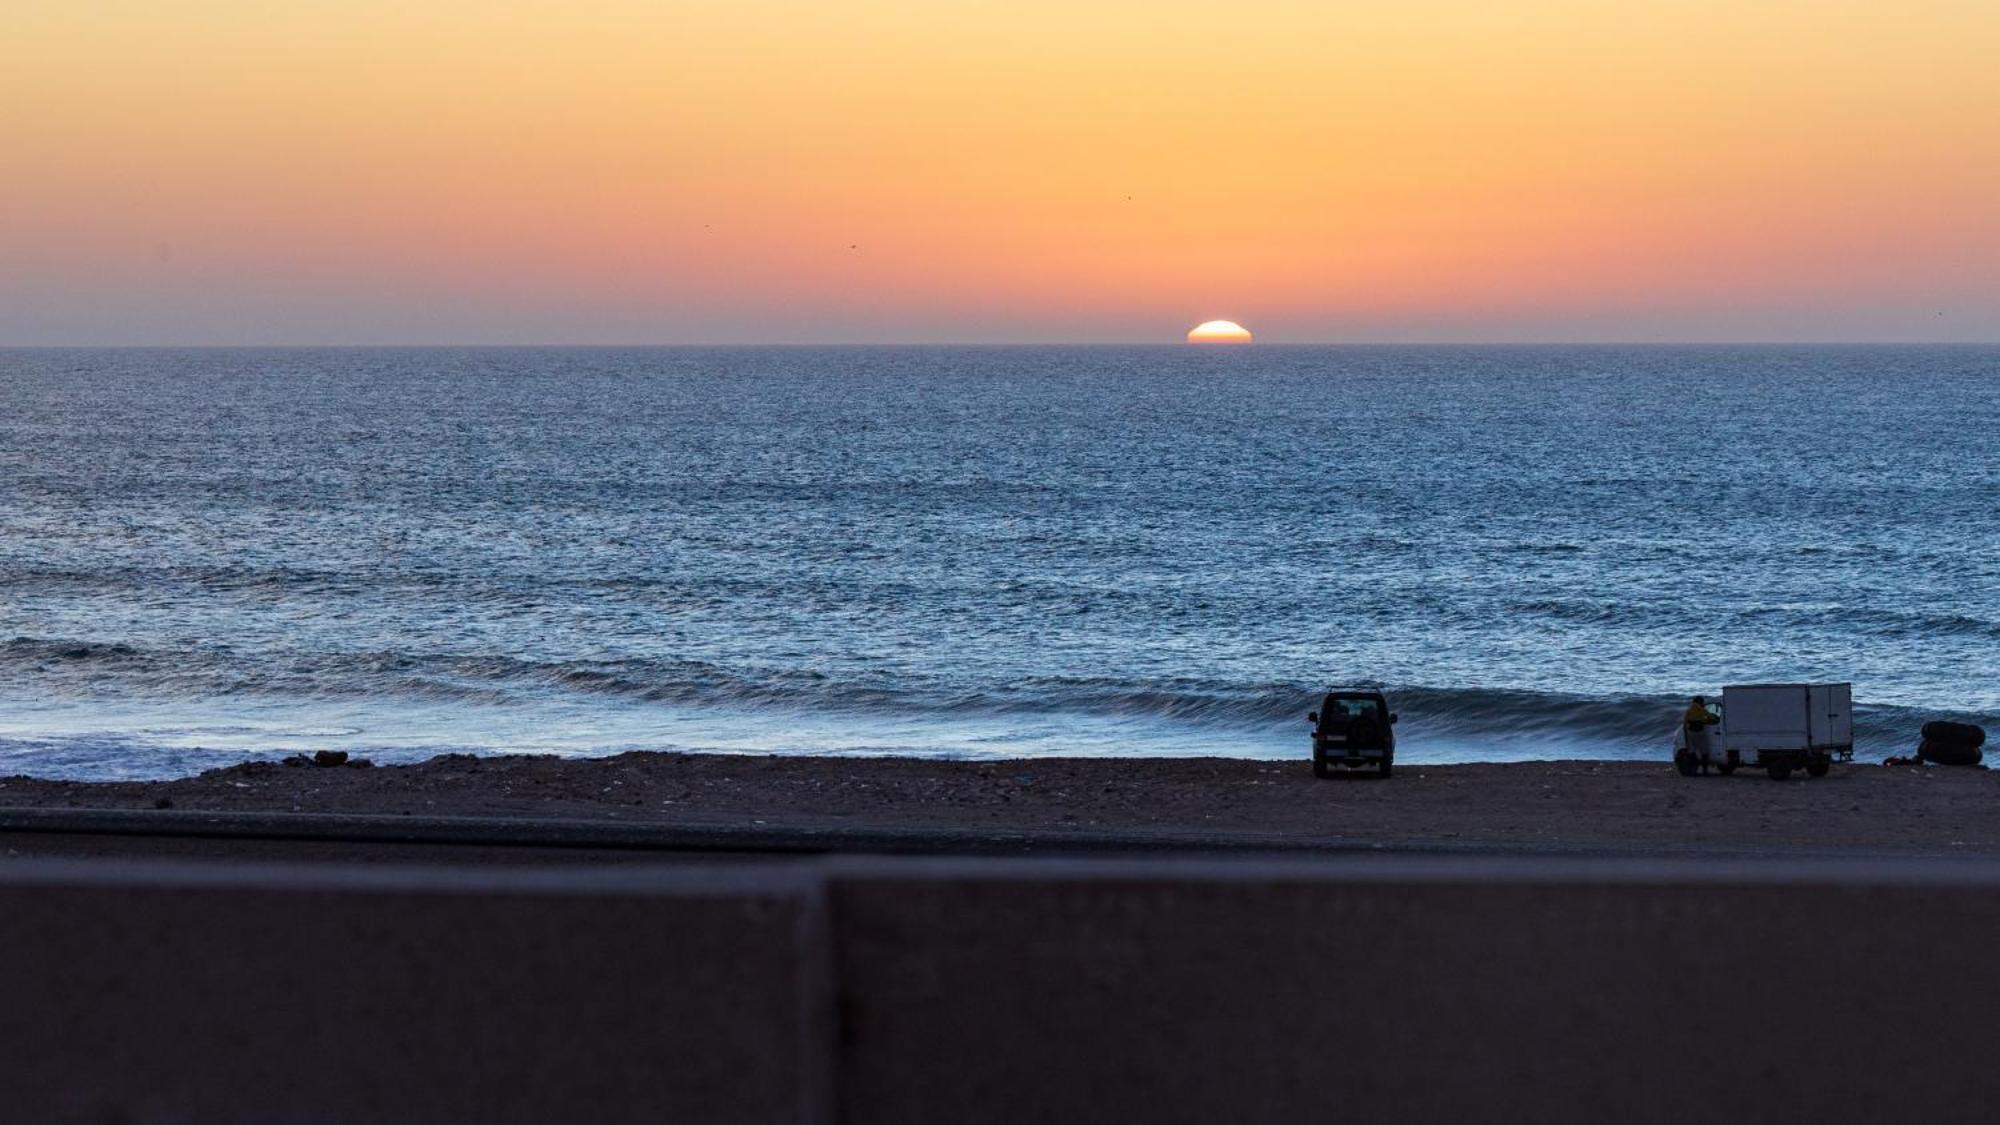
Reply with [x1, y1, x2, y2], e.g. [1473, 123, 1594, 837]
[4, 1, 1997, 343]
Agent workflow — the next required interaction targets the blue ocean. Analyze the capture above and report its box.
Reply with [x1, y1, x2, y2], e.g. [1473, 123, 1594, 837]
[1, 346, 1994, 779]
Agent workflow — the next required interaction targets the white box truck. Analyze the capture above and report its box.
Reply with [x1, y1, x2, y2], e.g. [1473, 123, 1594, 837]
[1674, 682, 1853, 781]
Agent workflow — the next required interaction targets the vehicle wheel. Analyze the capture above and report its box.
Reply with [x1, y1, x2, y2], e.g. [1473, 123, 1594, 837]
[1674, 750, 1699, 778]
[1348, 717, 1380, 750]
[1806, 754, 1831, 778]
[1378, 754, 1393, 780]
[1312, 748, 1330, 779]
[1767, 761, 1793, 781]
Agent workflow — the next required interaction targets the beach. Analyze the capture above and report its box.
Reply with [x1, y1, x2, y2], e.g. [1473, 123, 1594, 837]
[5, 751, 1997, 858]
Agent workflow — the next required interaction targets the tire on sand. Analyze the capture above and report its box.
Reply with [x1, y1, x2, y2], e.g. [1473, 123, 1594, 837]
[1921, 721, 1987, 748]
[1919, 739, 1983, 767]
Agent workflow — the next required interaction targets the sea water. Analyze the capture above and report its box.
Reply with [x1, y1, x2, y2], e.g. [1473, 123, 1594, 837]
[0, 346, 1993, 779]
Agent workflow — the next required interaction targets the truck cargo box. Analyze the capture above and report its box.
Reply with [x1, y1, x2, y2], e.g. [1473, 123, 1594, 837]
[1721, 683, 1853, 754]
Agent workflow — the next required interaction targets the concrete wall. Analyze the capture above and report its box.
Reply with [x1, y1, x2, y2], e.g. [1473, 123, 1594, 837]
[4, 855, 1999, 1123]
[832, 857, 2000, 1124]
[0, 863, 828, 1124]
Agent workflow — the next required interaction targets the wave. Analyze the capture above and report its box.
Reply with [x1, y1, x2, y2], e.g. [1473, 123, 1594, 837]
[1735, 606, 2000, 642]
[2, 637, 143, 663]
[3, 634, 1988, 749]
[1498, 600, 2000, 641]
[11, 561, 1998, 652]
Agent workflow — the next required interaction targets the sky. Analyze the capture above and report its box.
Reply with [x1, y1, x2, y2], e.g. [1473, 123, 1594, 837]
[4, 1, 1998, 344]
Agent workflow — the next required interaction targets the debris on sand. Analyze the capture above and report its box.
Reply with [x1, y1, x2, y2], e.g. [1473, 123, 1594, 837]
[282, 750, 375, 769]
[1917, 721, 1986, 767]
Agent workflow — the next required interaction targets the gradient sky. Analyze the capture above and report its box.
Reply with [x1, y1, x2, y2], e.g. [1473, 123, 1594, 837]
[5, 1, 1998, 344]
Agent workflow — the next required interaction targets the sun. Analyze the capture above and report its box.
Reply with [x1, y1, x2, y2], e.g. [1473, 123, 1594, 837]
[1186, 320, 1253, 344]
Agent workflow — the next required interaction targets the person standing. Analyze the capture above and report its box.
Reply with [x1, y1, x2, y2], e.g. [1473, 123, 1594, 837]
[1683, 695, 1719, 764]
[1683, 696, 1718, 730]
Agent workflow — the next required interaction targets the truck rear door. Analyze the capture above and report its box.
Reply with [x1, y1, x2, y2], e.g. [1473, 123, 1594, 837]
[1806, 683, 1853, 751]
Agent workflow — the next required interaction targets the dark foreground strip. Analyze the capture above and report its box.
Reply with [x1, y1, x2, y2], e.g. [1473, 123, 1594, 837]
[0, 806, 1411, 857]
[0, 805, 1947, 860]
[8, 847, 2000, 1121]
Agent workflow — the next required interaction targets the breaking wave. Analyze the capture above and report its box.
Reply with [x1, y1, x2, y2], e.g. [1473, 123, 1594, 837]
[3, 635, 1984, 757]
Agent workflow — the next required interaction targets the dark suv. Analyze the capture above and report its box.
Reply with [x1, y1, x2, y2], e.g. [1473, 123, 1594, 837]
[1308, 691, 1397, 778]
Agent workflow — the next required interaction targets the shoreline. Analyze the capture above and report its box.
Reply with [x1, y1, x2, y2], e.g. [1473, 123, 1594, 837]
[4, 750, 1997, 857]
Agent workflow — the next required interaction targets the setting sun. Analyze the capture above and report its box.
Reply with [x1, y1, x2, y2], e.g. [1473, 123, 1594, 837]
[1186, 320, 1253, 344]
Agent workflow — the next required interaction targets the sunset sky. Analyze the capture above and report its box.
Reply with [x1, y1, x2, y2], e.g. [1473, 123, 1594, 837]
[5, 1, 1997, 344]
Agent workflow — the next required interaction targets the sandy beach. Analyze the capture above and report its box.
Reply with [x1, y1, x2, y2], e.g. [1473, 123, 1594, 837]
[5, 751, 1997, 857]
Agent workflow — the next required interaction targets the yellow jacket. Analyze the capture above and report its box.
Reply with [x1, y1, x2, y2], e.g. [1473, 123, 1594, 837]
[1684, 702, 1717, 727]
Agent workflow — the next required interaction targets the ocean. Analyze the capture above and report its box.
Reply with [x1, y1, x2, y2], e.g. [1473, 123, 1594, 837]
[1, 345, 1993, 779]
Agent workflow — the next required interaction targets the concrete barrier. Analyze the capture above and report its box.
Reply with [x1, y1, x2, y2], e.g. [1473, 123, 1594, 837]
[6, 852, 2000, 1123]
[0, 861, 828, 1124]
[829, 857, 2000, 1124]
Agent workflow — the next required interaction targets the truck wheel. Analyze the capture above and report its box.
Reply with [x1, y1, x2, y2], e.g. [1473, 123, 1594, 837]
[1312, 748, 1330, 779]
[1806, 754, 1831, 778]
[1378, 754, 1393, 780]
[1767, 761, 1793, 781]
[1674, 750, 1699, 778]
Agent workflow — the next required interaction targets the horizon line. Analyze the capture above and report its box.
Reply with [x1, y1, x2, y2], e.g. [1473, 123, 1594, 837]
[7, 340, 2000, 350]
